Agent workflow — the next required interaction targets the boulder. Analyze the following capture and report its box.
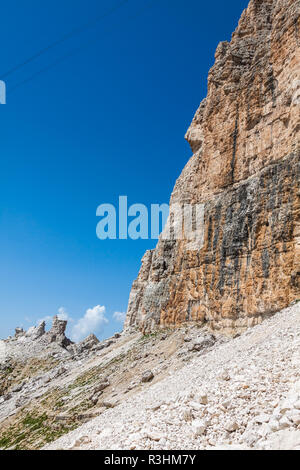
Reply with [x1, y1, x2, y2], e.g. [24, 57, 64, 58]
[141, 370, 154, 383]
[14, 328, 24, 338]
[75, 334, 99, 354]
[188, 334, 215, 352]
[94, 381, 110, 393]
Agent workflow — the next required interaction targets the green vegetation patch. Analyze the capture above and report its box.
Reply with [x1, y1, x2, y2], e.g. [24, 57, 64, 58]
[0, 411, 77, 450]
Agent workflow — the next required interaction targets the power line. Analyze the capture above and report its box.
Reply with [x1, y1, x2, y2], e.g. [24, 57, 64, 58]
[10, 0, 157, 94]
[0, 0, 130, 80]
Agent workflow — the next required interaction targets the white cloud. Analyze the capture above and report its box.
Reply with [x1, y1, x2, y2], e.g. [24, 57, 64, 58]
[113, 311, 126, 324]
[37, 307, 73, 327]
[70, 305, 108, 342]
[57, 307, 73, 322]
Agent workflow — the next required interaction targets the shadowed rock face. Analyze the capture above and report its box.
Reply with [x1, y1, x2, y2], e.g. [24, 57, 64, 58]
[125, 0, 300, 334]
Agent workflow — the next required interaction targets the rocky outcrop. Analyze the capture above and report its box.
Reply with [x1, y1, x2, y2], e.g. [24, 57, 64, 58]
[125, 0, 300, 334]
[0, 317, 74, 367]
[72, 334, 100, 355]
[14, 328, 24, 338]
[25, 321, 46, 340]
[45, 316, 72, 348]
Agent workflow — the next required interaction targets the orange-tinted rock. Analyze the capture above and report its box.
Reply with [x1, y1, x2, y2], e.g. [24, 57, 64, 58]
[125, 0, 300, 334]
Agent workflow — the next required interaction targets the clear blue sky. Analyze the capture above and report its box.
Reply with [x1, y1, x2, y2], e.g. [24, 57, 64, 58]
[0, 0, 249, 340]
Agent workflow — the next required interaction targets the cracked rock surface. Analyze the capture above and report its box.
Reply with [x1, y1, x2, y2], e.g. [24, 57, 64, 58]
[125, 0, 300, 334]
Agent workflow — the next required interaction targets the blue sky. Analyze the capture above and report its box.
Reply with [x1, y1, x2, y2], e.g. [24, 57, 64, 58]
[0, 0, 249, 340]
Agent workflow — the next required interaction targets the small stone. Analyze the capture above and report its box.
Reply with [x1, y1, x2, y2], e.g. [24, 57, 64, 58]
[278, 416, 292, 430]
[224, 421, 239, 433]
[242, 430, 259, 447]
[55, 414, 69, 422]
[145, 430, 164, 441]
[218, 371, 231, 381]
[71, 436, 91, 448]
[288, 411, 300, 426]
[191, 419, 206, 436]
[241, 384, 250, 389]
[89, 391, 103, 405]
[184, 336, 192, 343]
[268, 419, 280, 432]
[198, 392, 208, 405]
[189, 401, 202, 411]
[189, 335, 215, 352]
[182, 408, 194, 422]
[12, 383, 24, 393]
[255, 413, 270, 424]
[99, 401, 115, 409]
[141, 370, 154, 383]
[149, 402, 164, 412]
[94, 381, 110, 393]
[221, 399, 231, 409]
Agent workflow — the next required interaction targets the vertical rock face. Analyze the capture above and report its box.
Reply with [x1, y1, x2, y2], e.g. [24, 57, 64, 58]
[125, 0, 300, 334]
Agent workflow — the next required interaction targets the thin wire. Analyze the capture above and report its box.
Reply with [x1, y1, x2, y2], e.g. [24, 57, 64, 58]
[10, 0, 157, 94]
[0, 0, 130, 80]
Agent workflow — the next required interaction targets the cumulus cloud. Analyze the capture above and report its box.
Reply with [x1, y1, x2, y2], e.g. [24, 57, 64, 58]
[70, 305, 108, 342]
[57, 307, 72, 322]
[113, 311, 126, 324]
[38, 307, 73, 327]
[34, 305, 110, 343]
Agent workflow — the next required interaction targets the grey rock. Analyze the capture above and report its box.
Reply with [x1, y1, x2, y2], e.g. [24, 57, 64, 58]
[188, 334, 216, 352]
[3, 393, 12, 402]
[74, 334, 99, 354]
[15, 328, 24, 338]
[12, 382, 24, 393]
[25, 322, 46, 340]
[94, 381, 110, 393]
[141, 370, 154, 383]
[50, 366, 67, 380]
[45, 316, 72, 349]
[89, 391, 103, 405]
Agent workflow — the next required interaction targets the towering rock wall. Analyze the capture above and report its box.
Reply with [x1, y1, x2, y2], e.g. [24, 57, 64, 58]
[125, 0, 300, 334]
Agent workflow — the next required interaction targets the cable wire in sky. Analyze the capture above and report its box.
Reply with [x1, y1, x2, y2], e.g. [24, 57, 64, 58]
[0, 0, 130, 80]
[10, 0, 157, 94]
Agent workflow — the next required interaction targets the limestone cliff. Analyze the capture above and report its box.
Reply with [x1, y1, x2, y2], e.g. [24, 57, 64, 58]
[125, 0, 300, 334]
